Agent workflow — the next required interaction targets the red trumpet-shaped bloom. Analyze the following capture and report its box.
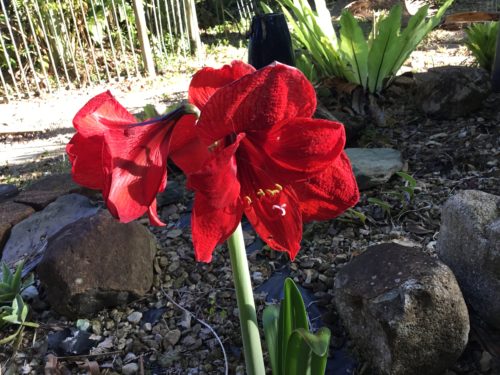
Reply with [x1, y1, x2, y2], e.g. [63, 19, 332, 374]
[186, 62, 359, 262]
[66, 91, 203, 226]
[66, 61, 253, 226]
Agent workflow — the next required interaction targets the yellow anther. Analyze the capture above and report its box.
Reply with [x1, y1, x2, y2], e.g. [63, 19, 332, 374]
[275, 183, 283, 191]
[244, 196, 252, 204]
[257, 189, 265, 197]
[266, 188, 281, 196]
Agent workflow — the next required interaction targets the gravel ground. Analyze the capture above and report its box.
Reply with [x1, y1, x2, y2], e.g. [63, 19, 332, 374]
[1, 5, 500, 374]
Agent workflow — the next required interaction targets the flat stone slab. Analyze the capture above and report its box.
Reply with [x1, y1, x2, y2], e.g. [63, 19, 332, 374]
[0, 201, 35, 251]
[1, 194, 99, 265]
[345, 148, 403, 190]
[14, 173, 89, 210]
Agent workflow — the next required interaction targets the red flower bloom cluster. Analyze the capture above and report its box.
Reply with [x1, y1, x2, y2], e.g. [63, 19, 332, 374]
[67, 61, 359, 263]
[185, 61, 359, 262]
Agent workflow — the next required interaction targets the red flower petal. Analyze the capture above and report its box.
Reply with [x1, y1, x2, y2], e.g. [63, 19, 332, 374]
[169, 114, 210, 174]
[101, 120, 176, 225]
[148, 199, 164, 226]
[188, 60, 255, 110]
[295, 152, 360, 222]
[196, 63, 317, 146]
[68, 91, 137, 190]
[187, 134, 244, 209]
[262, 118, 346, 179]
[73, 91, 136, 136]
[66, 133, 104, 190]
[191, 194, 243, 262]
[244, 187, 302, 260]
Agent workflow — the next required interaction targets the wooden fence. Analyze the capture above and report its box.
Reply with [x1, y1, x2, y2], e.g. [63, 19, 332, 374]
[0, 0, 203, 102]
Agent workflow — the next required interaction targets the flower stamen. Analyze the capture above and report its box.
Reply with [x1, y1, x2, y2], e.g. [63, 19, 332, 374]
[244, 196, 252, 205]
[257, 189, 265, 197]
[272, 203, 287, 216]
[208, 140, 221, 151]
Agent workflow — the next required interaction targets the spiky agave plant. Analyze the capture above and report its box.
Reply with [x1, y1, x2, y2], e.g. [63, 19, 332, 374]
[466, 21, 499, 72]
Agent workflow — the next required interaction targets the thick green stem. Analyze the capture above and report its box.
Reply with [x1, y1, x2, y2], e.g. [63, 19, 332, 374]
[227, 223, 266, 375]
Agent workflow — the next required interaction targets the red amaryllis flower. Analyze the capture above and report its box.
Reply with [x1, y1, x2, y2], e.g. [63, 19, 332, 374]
[66, 61, 253, 226]
[187, 62, 359, 262]
[67, 91, 202, 226]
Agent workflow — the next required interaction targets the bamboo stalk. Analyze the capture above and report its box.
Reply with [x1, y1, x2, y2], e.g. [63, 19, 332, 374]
[67, 0, 92, 85]
[33, 0, 62, 89]
[0, 26, 21, 98]
[22, 1, 50, 93]
[55, 0, 81, 86]
[1, 0, 31, 96]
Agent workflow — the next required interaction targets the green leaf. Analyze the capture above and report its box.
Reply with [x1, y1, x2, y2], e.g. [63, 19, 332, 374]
[285, 327, 331, 375]
[367, 5, 402, 92]
[0, 326, 23, 345]
[368, 197, 392, 214]
[277, 278, 309, 374]
[260, 2, 273, 14]
[263, 305, 280, 374]
[11, 262, 23, 295]
[2, 262, 12, 284]
[396, 171, 416, 187]
[466, 21, 499, 71]
[387, 0, 453, 82]
[339, 11, 369, 86]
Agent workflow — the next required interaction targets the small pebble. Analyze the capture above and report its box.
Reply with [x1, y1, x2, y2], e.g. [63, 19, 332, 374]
[165, 329, 181, 346]
[127, 311, 143, 324]
[167, 229, 183, 238]
[122, 362, 139, 375]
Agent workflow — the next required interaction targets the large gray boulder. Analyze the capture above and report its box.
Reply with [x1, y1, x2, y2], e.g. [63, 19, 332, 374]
[414, 66, 490, 119]
[335, 243, 469, 375]
[437, 190, 500, 328]
[37, 210, 157, 318]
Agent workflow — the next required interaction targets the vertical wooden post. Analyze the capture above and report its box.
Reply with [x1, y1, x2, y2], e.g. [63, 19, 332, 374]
[132, 0, 156, 77]
[184, 0, 202, 56]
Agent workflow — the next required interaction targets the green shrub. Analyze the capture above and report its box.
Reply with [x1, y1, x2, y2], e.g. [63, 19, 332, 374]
[268, 0, 453, 93]
[466, 21, 499, 72]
